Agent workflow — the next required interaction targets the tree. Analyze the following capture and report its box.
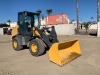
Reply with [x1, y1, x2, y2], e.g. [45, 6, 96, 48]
[82, 22, 93, 33]
[46, 9, 52, 16]
[7, 19, 11, 25]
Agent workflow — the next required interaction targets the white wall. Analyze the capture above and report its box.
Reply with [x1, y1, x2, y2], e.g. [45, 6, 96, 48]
[0, 28, 8, 34]
[41, 24, 75, 35]
[6, 22, 17, 28]
[0, 28, 3, 34]
[41, 19, 46, 25]
[89, 24, 97, 30]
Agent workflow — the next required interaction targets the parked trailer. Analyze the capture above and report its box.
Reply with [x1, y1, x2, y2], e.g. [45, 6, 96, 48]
[45, 14, 68, 25]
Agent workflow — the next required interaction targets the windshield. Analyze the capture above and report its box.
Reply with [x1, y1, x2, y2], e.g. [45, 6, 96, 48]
[25, 16, 31, 23]
[18, 12, 40, 29]
[25, 16, 31, 28]
[34, 15, 39, 28]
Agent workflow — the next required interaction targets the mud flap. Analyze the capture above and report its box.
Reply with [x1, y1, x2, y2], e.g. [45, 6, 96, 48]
[49, 39, 81, 66]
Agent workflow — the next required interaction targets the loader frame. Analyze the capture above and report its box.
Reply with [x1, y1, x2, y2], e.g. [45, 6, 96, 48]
[12, 11, 58, 49]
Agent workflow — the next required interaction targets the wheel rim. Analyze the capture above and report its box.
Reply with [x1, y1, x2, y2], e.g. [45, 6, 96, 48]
[31, 44, 37, 52]
[14, 40, 17, 48]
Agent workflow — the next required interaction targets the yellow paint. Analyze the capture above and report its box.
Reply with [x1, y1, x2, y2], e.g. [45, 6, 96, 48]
[12, 25, 19, 38]
[33, 27, 40, 36]
[31, 44, 37, 52]
[35, 30, 40, 36]
[13, 40, 17, 48]
[49, 39, 81, 66]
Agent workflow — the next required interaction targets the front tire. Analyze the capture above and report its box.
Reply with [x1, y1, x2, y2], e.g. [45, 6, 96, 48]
[29, 39, 45, 56]
[12, 37, 23, 50]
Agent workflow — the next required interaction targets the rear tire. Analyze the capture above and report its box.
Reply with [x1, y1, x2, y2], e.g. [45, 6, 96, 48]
[12, 37, 23, 50]
[29, 39, 45, 56]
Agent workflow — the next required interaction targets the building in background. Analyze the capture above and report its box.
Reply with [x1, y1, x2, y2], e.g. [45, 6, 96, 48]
[69, 20, 82, 29]
[0, 24, 10, 34]
[40, 18, 46, 25]
[6, 22, 17, 28]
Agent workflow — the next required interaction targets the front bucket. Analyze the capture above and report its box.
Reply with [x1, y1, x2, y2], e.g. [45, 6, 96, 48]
[49, 39, 81, 66]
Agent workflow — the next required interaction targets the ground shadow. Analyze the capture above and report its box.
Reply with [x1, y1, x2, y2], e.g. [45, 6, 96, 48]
[89, 33, 97, 36]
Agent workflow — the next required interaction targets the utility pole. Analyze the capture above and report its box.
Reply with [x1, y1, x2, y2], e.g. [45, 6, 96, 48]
[97, 0, 100, 37]
[97, 0, 99, 22]
[76, 0, 79, 33]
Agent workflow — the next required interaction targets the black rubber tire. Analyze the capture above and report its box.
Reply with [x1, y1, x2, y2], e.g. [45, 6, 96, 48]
[29, 39, 45, 56]
[12, 37, 23, 50]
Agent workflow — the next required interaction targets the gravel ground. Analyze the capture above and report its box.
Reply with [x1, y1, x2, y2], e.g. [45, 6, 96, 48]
[0, 34, 100, 75]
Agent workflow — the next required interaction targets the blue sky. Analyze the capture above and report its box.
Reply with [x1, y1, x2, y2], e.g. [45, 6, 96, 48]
[0, 0, 97, 23]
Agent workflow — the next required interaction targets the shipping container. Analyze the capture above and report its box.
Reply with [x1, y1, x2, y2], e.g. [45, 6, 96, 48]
[45, 14, 68, 25]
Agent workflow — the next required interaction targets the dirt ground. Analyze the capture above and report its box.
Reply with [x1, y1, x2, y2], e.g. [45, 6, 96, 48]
[0, 34, 100, 75]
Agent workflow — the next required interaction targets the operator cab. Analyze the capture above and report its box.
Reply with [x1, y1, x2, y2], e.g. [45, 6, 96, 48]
[18, 11, 40, 35]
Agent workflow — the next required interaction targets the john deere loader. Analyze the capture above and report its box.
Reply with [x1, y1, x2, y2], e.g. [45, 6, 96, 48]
[12, 11, 81, 66]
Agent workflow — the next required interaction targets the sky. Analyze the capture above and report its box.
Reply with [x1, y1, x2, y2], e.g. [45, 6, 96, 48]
[0, 0, 97, 23]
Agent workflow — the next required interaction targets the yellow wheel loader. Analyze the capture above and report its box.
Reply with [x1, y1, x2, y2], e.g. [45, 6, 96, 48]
[12, 11, 81, 66]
